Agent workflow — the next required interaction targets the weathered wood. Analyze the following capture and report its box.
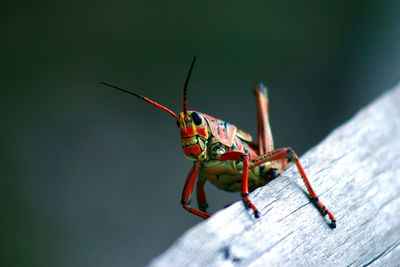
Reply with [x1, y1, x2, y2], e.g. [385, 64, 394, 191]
[149, 86, 400, 266]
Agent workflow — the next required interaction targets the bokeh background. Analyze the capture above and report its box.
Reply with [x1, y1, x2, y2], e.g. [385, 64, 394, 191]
[2, 1, 400, 266]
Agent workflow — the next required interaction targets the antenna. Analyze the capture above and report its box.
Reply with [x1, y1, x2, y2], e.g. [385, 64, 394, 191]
[182, 56, 197, 116]
[101, 82, 178, 119]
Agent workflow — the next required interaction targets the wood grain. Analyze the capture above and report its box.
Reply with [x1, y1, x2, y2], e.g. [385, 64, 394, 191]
[149, 86, 400, 266]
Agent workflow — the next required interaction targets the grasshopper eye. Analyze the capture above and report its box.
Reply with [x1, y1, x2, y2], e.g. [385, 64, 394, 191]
[176, 120, 180, 128]
[191, 112, 202, 125]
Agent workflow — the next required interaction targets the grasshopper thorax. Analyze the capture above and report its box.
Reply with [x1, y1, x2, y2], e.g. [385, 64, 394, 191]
[178, 110, 209, 161]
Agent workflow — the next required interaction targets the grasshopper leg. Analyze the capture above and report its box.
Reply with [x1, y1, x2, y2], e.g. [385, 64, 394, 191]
[218, 151, 260, 218]
[254, 83, 274, 155]
[196, 180, 209, 212]
[251, 147, 336, 228]
[181, 163, 211, 219]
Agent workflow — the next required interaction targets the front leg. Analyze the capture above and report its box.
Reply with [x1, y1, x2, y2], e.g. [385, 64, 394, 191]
[196, 180, 209, 212]
[181, 162, 211, 219]
[217, 151, 260, 218]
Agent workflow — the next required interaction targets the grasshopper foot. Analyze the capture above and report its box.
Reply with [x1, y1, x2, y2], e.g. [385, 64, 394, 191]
[311, 197, 336, 228]
[242, 195, 260, 219]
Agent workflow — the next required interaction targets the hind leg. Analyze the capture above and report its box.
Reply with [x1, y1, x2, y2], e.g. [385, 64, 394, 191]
[254, 83, 274, 154]
[254, 83, 285, 170]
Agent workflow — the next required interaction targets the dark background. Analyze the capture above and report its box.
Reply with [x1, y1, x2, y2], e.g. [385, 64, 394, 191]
[2, 1, 400, 266]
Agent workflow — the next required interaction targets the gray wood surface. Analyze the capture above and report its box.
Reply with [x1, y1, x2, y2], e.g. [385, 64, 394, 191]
[149, 86, 400, 267]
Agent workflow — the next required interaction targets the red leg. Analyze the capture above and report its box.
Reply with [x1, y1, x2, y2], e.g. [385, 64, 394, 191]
[241, 155, 261, 218]
[181, 163, 210, 219]
[251, 147, 336, 228]
[218, 151, 260, 218]
[254, 83, 274, 155]
[196, 180, 208, 212]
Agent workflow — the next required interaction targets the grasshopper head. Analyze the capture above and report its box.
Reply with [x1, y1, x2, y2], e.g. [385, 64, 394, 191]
[102, 57, 205, 161]
[178, 111, 209, 161]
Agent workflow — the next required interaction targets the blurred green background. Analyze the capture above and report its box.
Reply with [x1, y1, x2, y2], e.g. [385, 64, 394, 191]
[2, 1, 400, 266]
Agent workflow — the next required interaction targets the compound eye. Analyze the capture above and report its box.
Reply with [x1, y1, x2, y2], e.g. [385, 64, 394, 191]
[176, 119, 180, 128]
[191, 112, 202, 125]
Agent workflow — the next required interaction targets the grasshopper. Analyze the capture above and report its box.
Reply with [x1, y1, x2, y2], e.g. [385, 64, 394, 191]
[101, 57, 336, 228]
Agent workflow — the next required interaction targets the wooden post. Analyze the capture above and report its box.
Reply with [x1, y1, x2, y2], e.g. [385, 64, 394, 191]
[149, 86, 400, 266]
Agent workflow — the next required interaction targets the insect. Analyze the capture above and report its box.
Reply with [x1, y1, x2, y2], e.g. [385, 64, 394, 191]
[101, 57, 336, 228]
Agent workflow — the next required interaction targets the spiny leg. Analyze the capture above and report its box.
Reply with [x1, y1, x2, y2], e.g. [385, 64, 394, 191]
[181, 163, 211, 219]
[217, 151, 260, 218]
[251, 147, 336, 228]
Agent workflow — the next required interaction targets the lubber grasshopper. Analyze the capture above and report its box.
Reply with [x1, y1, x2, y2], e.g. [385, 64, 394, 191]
[101, 57, 336, 228]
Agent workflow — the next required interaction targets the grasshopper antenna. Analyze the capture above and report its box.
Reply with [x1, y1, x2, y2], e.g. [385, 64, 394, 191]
[100, 82, 178, 119]
[182, 56, 197, 116]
